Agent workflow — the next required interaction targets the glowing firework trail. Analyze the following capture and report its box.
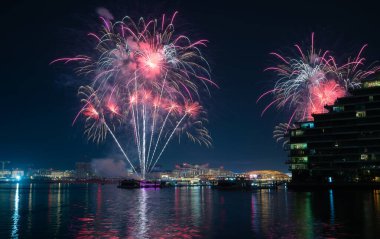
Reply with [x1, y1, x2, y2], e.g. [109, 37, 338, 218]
[53, 12, 215, 179]
[147, 106, 173, 171]
[104, 122, 138, 174]
[149, 113, 188, 173]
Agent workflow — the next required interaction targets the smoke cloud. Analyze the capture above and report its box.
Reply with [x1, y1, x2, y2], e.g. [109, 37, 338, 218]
[91, 158, 128, 178]
[96, 7, 114, 20]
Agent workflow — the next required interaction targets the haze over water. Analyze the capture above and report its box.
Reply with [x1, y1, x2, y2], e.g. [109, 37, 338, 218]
[1, 183, 380, 238]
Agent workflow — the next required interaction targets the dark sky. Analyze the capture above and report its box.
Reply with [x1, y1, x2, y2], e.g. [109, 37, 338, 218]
[1, 0, 380, 172]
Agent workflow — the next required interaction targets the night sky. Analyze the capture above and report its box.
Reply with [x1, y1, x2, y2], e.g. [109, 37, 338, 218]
[2, 0, 380, 172]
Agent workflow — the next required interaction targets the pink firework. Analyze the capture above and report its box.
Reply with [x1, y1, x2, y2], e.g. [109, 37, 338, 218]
[258, 33, 379, 123]
[52, 12, 216, 179]
[307, 80, 346, 115]
[258, 33, 379, 146]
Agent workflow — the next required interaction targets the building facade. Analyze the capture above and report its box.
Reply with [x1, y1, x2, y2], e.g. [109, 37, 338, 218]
[172, 163, 234, 179]
[75, 162, 94, 179]
[246, 170, 290, 181]
[288, 80, 380, 183]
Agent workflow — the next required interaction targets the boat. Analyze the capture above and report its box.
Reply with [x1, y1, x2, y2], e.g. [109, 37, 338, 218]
[213, 177, 252, 190]
[117, 179, 141, 189]
[213, 177, 279, 190]
[117, 179, 162, 189]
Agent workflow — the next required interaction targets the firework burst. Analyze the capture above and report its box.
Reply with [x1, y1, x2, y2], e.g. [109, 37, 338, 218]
[258, 33, 379, 145]
[53, 12, 215, 179]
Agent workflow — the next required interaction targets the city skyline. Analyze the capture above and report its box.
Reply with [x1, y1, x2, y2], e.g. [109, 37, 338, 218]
[2, 0, 380, 172]
[2, 2, 380, 239]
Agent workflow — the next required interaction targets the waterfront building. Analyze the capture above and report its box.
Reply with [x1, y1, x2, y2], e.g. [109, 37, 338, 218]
[49, 170, 74, 179]
[172, 163, 234, 179]
[288, 79, 380, 183]
[245, 170, 290, 181]
[29, 168, 54, 179]
[75, 162, 94, 179]
[0, 170, 11, 178]
[0, 169, 23, 180]
[11, 170, 24, 179]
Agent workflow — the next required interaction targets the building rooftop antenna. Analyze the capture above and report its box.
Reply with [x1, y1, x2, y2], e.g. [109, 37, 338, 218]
[0, 161, 10, 171]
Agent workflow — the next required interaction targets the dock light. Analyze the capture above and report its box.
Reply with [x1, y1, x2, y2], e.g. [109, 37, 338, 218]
[15, 175, 21, 181]
[328, 177, 333, 183]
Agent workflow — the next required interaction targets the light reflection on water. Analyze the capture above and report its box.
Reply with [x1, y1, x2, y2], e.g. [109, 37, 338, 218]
[11, 183, 19, 238]
[136, 188, 148, 238]
[1, 184, 380, 238]
[329, 189, 335, 225]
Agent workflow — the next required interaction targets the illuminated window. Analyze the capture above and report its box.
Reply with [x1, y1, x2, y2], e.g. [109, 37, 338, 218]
[291, 157, 308, 163]
[291, 130, 304, 136]
[361, 154, 368, 161]
[291, 164, 307, 170]
[364, 80, 380, 88]
[301, 122, 314, 129]
[290, 143, 307, 150]
[333, 106, 344, 112]
[356, 111, 366, 118]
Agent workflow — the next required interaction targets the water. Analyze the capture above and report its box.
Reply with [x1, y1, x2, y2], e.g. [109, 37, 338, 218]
[1, 183, 380, 238]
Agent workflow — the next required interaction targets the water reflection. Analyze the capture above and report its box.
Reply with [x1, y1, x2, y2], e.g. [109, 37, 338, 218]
[250, 190, 316, 238]
[329, 189, 335, 225]
[137, 189, 148, 238]
[27, 183, 33, 233]
[250, 192, 258, 234]
[250, 190, 277, 237]
[11, 183, 19, 238]
[190, 187, 201, 226]
[2, 184, 380, 238]
[301, 192, 314, 239]
[154, 187, 202, 238]
[55, 183, 62, 237]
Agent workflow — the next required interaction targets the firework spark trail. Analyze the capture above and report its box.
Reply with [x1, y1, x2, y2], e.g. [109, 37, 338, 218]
[130, 95, 142, 168]
[53, 12, 215, 179]
[104, 122, 137, 174]
[149, 113, 188, 173]
[147, 109, 172, 171]
[133, 77, 143, 167]
[142, 105, 147, 179]
[146, 73, 167, 163]
[146, 103, 158, 164]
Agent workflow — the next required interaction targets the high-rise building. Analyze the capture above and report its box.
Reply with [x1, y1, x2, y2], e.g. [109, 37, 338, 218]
[75, 162, 94, 179]
[288, 79, 380, 184]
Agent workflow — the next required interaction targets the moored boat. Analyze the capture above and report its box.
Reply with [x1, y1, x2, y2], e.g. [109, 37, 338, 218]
[117, 179, 162, 189]
[117, 179, 141, 189]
